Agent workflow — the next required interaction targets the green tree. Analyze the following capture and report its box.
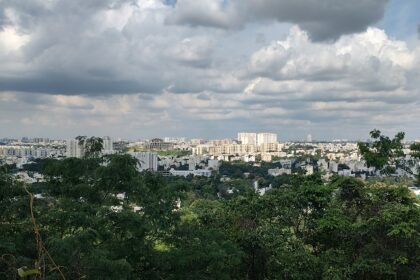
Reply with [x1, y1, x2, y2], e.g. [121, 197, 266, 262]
[0, 154, 188, 279]
[76, 135, 104, 158]
[316, 178, 420, 279]
[358, 129, 405, 174]
[410, 142, 420, 185]
[2, 132, 420, 279]
[0, 165, 35, 279]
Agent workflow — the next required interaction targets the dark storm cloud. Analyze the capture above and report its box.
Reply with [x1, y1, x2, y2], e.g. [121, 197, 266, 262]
[249, 0, 389, 41]
[0, 75, 161, 95]
[169, 0, 389, 41]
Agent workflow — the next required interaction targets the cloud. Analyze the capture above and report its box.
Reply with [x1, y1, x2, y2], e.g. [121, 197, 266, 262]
[246, 27, 415, 95]
[0, 26, 30, 52]
[0, 0, 243, 96]
[169, 37, 214, 67]
[418, 24, 420, 39]
[165, 0, 240, 29]
[0, 0, 420, 139]
[247, 0, 389, 41]
[167, 0, 389, 41]
[0, 75, 162, 95]
[233, 26, 419, 137]
[0, 1, 171, 95]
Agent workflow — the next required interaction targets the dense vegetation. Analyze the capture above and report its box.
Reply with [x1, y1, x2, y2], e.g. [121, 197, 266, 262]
[1, 131, 420, 279]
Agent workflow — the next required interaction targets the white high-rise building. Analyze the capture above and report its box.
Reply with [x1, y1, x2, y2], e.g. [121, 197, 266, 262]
[306, 134, 312, 143]
[66, 139, 84, 158]
[130, 152, 158, 171]
[102, 136, 114, 154]
[238, 133, 257, 145]
[66, 136, 113, 158]
[257, 133, 277, 145]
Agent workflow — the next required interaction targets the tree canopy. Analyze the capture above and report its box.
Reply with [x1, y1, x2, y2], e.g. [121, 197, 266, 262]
[76, 136, 104, 158]
[358, 129, 405, 174]
[1, 133, 420, 279]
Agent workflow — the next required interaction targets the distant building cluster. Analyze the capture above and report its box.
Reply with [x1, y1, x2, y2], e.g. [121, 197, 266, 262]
[82, 133, 420, 181]
[2, 132, 419, 184]
[207, 139, 234, 146]
[0, 137, 53, 145]
[0, 146, 51, 158]
[193, 143, 283, 156]
[0, 137, 65, 167]
[237, 132, 278, 145]
[128, 138, 175, 151]
[145, 138, 174, 150]
[193, 132, 280, 157]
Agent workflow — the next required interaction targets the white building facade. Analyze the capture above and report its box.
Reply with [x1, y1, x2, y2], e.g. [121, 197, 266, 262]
[102, 136, 114, 154]
[257, 133, 278, 145]
[66, 139, 84, 158]
[238, 133, 257, 145]
[66, 136, 113, 158]
[130, 152, 158, 171]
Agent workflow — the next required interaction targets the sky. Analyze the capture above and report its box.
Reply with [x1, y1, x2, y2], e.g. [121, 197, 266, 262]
[0, 0, 419, 141]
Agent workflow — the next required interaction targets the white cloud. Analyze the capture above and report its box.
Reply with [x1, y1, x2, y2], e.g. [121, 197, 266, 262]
[0, 27, 30, 52]
[247, 27, 415, 90]
[169, 36, 214, 67]
[0, 1, 419, 139]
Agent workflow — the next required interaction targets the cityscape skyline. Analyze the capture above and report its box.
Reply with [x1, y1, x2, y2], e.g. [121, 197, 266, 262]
[1, 130, 420, 143]
[1, 2, 420, 279]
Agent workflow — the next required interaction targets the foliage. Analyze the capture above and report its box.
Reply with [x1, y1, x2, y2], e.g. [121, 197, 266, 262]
[358, 129, 405, 174]
[1, 139, 420, 279]
[410, 143, 420, 159]
[410, 143, 420, 185]
[76, 135, 104, 158]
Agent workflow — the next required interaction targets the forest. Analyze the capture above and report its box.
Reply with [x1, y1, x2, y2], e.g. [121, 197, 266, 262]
[1, 131, 420, 279]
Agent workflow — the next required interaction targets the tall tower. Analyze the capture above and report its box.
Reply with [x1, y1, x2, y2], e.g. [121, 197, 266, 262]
[66, 139, 84, 158]
[102, 136, 114, 154]
[257, 133, 278, 145]
[238, 133, 257, 145]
